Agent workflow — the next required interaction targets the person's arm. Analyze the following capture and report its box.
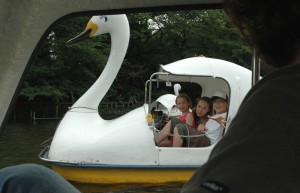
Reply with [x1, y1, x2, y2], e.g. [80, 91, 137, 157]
[207, 114, 226, 127]
[197, 123, 207, 133]
[185, 112, 195, 127]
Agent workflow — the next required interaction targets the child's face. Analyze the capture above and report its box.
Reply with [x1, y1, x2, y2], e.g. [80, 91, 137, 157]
[176, 97, 190, 113]
[213, 99, 227, 114]
[196, 100, 210, 118]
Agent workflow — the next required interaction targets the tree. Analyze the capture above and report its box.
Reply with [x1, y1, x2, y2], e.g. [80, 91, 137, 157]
[18, 10, 251, 115]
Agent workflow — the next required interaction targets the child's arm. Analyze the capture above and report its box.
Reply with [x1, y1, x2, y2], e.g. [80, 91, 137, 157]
[197, 123, 207, 133]
[208, 114, 226, 127]
[185, 112, 195, 127]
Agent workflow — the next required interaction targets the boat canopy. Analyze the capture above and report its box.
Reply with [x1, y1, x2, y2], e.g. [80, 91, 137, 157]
[146, 57, 252, 129]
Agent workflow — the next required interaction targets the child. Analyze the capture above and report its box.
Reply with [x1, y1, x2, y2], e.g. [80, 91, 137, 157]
[155, 93, 195, 147]
[203, 91, 228, 145]
[173, 96, 213, 147]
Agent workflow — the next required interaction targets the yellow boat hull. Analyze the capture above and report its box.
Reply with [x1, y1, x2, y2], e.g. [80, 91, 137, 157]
[53, 165, 197, 184]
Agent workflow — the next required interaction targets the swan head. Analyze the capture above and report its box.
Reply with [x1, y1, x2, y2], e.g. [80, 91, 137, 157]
[174, 84, 181, 96]
[67, 14, 128, 44]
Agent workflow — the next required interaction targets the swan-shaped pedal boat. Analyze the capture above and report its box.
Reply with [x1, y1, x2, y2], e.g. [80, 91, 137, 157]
[39, 14, 252, 184]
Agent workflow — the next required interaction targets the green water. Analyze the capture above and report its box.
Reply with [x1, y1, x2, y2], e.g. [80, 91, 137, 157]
[0, 121, 183, 193]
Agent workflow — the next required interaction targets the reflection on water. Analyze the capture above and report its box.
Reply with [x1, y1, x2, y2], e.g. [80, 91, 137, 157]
[74, 183, 183, 193]
[0, 121, 183, 193]
[0, 121, 57, 168]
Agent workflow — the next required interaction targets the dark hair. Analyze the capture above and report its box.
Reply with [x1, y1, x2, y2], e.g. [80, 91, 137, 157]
[176, 93, 192, 108]
[224, 0, 300, 68]
[192, 96, 213, 120]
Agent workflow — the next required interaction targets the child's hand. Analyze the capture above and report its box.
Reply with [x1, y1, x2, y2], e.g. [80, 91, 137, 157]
[197, 123, 207, 133]
[208, 115, 226, 127]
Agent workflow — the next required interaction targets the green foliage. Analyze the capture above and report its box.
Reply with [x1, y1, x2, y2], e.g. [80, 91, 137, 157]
[20, 10, 251, 106]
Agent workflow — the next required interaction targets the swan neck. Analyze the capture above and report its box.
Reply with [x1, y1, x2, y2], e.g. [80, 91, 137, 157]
[72, 19, 129, 110]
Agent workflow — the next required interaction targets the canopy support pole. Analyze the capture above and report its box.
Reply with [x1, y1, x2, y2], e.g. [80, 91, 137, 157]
[251, 49, 260, 86]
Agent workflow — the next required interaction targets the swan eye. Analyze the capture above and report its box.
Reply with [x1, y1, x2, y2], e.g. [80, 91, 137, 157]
[104, 17, 108, 22]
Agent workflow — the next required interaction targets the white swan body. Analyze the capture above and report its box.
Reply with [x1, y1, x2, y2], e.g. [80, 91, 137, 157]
[48, 15, 156, 163]
[45, 14, 253, 183]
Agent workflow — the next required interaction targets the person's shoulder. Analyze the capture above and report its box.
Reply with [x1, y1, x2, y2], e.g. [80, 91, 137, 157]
[184, 111, 193, 116]
[241, 63, 300, 106]
[186, 111, 194, 118]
